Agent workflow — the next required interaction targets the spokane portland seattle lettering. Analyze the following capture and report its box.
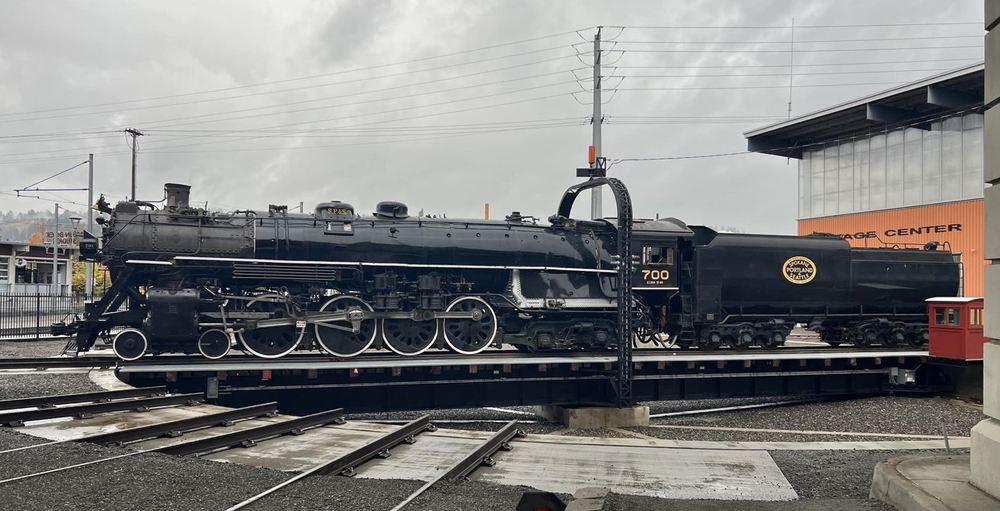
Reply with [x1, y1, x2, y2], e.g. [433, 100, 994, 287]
[835, 223, 961, 240]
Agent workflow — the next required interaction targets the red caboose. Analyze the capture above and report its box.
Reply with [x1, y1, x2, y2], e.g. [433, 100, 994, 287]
[926, 297, 988, 361]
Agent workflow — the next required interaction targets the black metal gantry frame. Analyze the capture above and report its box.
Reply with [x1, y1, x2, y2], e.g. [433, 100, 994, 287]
[555, 176, 634, 407]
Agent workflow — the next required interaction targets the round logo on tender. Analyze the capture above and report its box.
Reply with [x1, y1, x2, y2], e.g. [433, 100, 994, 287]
[782, 256, 817, 284]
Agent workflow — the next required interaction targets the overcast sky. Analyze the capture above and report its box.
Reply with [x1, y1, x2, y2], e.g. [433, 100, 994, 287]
[0, 0, 985, 234]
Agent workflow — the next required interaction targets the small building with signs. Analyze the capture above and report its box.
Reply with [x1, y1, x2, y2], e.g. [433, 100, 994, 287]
[745, 62, 986, 296]
[0, 241, 77, 296]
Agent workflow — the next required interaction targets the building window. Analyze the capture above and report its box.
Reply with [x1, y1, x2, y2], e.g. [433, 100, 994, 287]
[948, 308, 960, 326]
[799, 112, 984, 219]
[0, 256, 7, 284]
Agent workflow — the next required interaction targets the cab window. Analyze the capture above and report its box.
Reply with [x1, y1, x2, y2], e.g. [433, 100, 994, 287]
[642, 246, 674, 266]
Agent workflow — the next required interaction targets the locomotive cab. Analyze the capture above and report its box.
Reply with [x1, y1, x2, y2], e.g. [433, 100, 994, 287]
[631, 218, 692, 291]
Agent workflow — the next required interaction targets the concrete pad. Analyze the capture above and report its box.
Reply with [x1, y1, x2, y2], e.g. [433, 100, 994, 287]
[565, 499, 604, 511]
[472, 439, 796, 500]
[574, 487, 611, 499]
[202, 421, 796, 501]
[871, 454, 1000, 511]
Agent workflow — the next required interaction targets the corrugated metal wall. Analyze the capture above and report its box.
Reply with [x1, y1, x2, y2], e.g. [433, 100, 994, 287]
[798, 199, 985, 296]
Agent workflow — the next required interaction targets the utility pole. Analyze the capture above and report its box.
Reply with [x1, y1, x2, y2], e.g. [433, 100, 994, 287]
[52, 203, 59, 296]
[591, 27, 603, 220]
[85, 153, 94, 299]
[787, 18, 795, 119]
[124, 128, 144, 200]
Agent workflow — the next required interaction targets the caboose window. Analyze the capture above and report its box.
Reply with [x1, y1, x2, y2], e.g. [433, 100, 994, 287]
[947, 308, 960, 326]
[971, 308, 983, 326]
[935, 308, 945, 325]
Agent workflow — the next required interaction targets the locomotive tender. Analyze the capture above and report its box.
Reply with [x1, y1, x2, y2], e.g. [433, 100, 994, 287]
[58, 181, 960, 360]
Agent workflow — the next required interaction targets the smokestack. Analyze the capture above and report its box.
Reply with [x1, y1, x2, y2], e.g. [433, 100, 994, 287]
[164, 183, 191, 210]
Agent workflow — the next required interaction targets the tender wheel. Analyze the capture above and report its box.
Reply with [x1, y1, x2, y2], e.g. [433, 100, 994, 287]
[854, 329, 876, 349]
[761, 331, 784, 350]
[198, 329, 232, 360]
[729, 331, 753, 350]
[237, 295, 304, 359]
[314, 296, 377, 357]
[696, 331, 722, 351]
[381, 318, 439, 356]
[113, 329, 148, 361]
[908, 330, 929, 348]
[442, 296, 498, 355]
[884, 329, 905, 348]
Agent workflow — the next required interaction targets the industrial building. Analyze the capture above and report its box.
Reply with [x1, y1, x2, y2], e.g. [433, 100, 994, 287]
[745, 63, 987, 296]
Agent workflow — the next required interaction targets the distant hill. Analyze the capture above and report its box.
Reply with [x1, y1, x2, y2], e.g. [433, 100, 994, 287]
[0, 208, 86, 243]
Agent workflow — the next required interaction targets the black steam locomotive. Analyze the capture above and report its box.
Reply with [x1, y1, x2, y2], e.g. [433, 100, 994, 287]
[57, 180, 960, 360]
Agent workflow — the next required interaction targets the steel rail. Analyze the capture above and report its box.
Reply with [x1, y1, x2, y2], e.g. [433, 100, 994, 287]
[157, 408, 345, 456]
[0, 356, 119, 371]
[225, 415, 435, 511]
[0, 393, 204, 427]
[0, 386, 166, 411]
[81, 401, 279, 446]
[390, 420, 525, 511]
[648, 396, 857, 418]
[0, 402, 280, 455]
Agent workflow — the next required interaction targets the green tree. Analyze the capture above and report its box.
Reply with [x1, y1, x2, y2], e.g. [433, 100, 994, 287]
[72, 261, 110, 297]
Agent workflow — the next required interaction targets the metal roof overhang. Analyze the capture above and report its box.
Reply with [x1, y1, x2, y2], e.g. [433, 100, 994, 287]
[744, 62, 985, 159]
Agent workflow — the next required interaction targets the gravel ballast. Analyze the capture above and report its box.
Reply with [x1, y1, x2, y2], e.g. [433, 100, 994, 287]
[770, 448, 970, 501]
[0, 338, 75, 359]
[652, 396, 982, 438]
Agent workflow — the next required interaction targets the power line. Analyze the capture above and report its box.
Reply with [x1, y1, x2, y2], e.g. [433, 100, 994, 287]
[614, 22, 983, 29]
[603, 45, 983, 54]
[141, 121, 587, 154]
[133, 67, 583, 131]
[0, 29, 587, 118]
[142, 88, 581, 152]
[614, 67, 959, 78]
[607, 34, 983, 44]
[19, 160, 89, 191]
[612, 80, 919, 91]
[613, 57, 982, 69]
[607, 151, 752, 169]
[0, 48, 581, 125]
[0, 78, 582, 158]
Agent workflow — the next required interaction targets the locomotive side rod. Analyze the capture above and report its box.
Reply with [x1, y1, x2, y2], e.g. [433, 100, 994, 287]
[247, 310, 479, 330]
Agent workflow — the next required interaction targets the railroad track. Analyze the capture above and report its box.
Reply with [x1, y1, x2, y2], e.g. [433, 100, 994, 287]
[0, 387, 526, 511]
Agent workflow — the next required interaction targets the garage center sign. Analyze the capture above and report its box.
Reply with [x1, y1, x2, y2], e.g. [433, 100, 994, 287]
[834, 223, 962, 240]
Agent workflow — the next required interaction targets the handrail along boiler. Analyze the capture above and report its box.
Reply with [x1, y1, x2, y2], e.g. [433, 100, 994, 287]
[58, 180, 961, 360]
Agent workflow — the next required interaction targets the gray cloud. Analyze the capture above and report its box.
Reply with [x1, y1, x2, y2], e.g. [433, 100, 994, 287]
[0, 0, 984, 236]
